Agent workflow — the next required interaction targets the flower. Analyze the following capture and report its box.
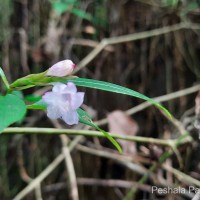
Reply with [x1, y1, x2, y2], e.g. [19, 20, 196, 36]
[47, 60, 75, 77]
[42, 82, 84, 125]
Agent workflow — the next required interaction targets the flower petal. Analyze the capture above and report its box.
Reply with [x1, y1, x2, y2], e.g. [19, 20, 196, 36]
[62, 111, 79, 125]
[42, 92, 59, 105]
[63, 82, 77, 93]
[52, 83, 66, 92]
[42, 81, 83, 126]
[70, 92, 85, 110]
[47, 106, 61, 119]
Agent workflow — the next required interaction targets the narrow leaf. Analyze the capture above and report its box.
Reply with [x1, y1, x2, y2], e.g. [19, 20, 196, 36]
[77, 108, 122, 154]
[25, 95, 42, 103]
[26, 101, 122, 153]
[71, 78, 172, 118]
[27, 100, 47, 110]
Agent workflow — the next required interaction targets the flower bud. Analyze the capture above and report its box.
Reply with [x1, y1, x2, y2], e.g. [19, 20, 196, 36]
[47, 60, 75, 77]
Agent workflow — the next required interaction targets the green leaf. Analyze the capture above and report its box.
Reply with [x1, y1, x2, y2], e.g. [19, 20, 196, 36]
[11, 90, 24, 99]
[77, 108, 122, 154]
[11, 91, 25, 124]
[25, 95, 42, 103]
[70, 78, 172, 118]
[52, 1, 93, 21]
[187, 2, 199, 11]
[27, 100, 47, 110]
[0, 94, 26, 133]
[52, 2, 69, 15]
[77, 108, 94, 127]
[162, 0, 179, 7]
[71, 8, 93, 21]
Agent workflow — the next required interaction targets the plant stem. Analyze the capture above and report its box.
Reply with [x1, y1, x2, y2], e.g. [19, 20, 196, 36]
[2, 127, 192, 147]
[0, 67, 10, 91]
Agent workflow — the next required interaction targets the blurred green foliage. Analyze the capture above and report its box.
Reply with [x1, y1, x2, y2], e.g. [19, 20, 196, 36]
[162, 0, 179, 7]
[51, 0, 93, 21]
[50, 0, 107, 27]
[162, 0, 200, 11]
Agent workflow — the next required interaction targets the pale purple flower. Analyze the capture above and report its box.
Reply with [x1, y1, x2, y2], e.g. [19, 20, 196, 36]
[47, 60, 75, 77]
[42, 82, 84, 125]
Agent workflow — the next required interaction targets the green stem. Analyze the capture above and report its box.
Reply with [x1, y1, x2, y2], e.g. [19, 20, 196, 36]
[2, 127, 188, 147]
[0, 67, 10, 91]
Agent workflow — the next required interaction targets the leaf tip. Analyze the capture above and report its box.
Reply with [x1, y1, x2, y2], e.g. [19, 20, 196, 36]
[118, 146, 123, 154]
[157, 103, 172, 119]
[162, 107, 173, 119]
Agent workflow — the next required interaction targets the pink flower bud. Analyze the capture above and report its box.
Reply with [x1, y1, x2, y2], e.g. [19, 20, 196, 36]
[47, 60, 75, 77]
